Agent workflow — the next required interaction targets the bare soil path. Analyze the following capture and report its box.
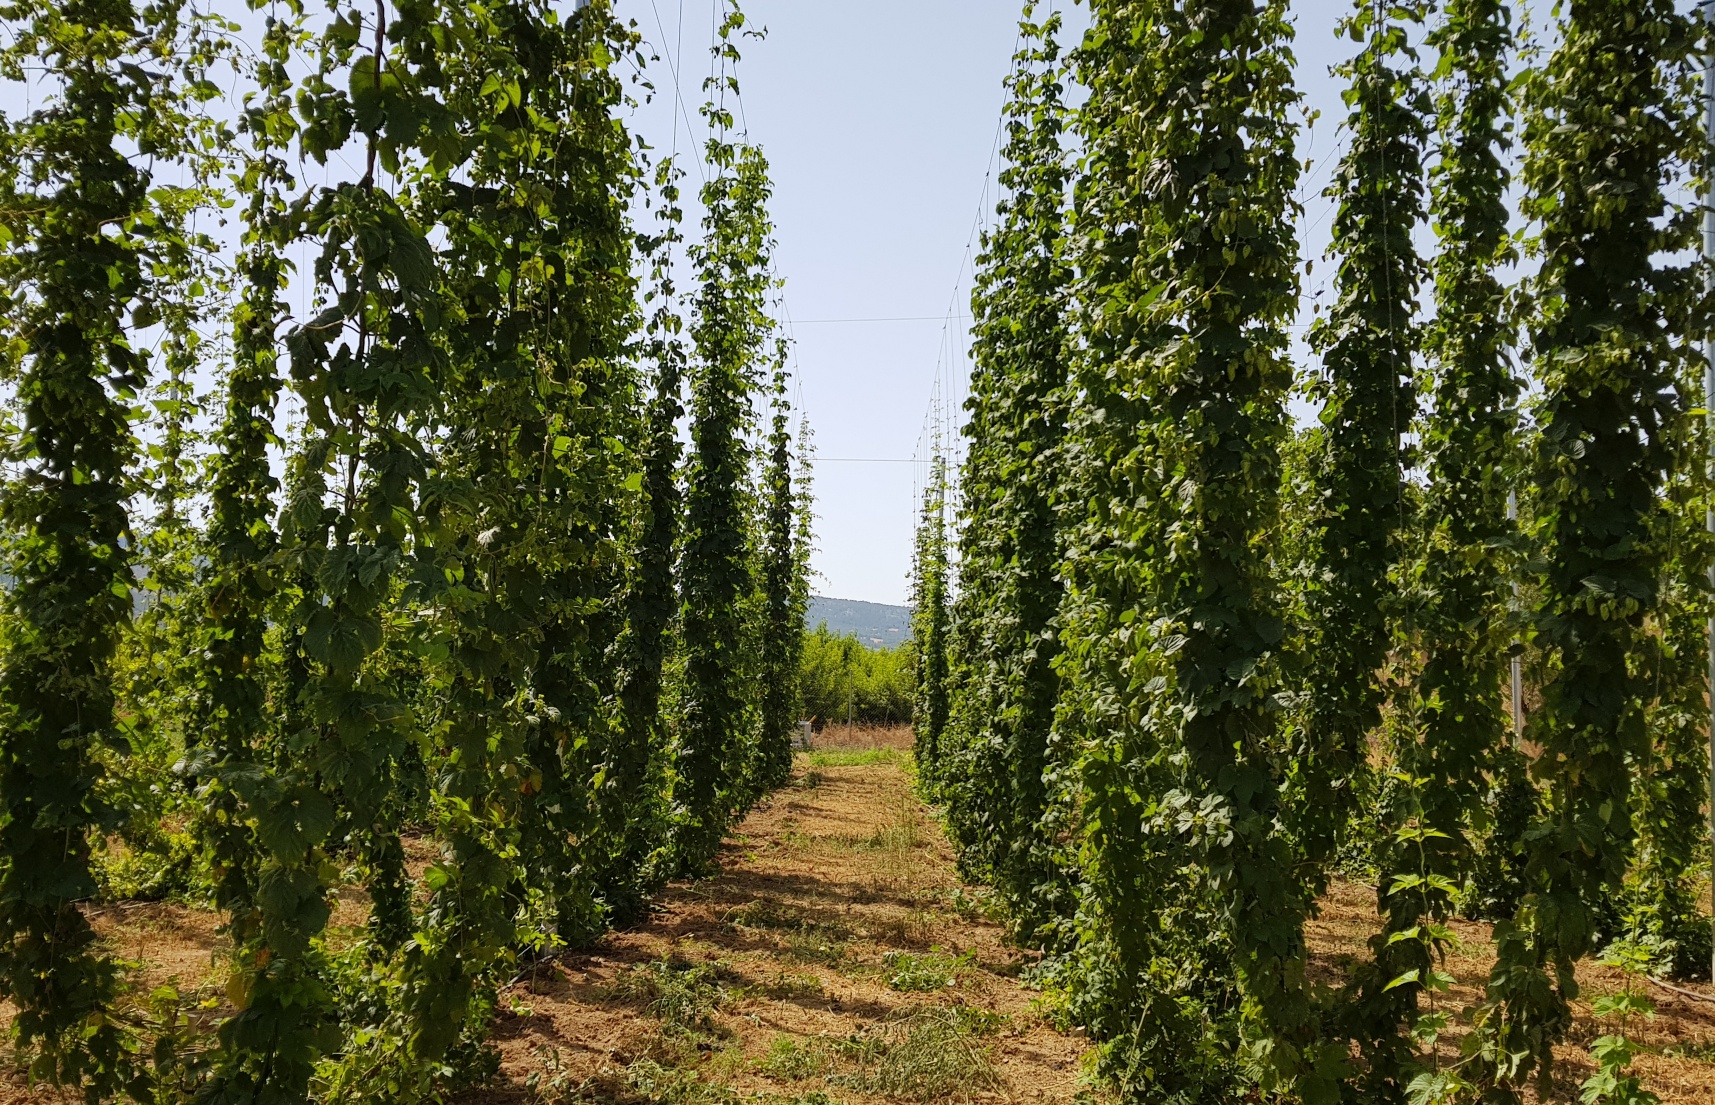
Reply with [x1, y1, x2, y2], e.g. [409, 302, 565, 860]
[464, 724, 1095, 1104]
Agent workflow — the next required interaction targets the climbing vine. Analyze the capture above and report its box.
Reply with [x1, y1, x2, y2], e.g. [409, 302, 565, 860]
[0, 0, 813, 1100]
[1335, 0, 1523, 1095]
[1469, 0, 1703, 1095]
[910, 453, 951, 788]
[605, 158, 689, 918]
[0, 0, 217, 1094]
[939, 6, 1071, 945]
[1055, 0, 1328, 1098]
[670, 5, 781, 876]
[755, 358, 805, 792]
[1295, 0, 1433, 1093]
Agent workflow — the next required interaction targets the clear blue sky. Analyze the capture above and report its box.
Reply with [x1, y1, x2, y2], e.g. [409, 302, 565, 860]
[628, 0, 1370, 606]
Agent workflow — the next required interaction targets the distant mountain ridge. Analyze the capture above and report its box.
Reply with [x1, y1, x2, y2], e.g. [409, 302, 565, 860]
[806, 595, 910, 649]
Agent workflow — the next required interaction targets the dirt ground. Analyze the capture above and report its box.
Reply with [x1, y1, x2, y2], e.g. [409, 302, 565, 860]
[460, 723, 1093, 1105]
[1, 724, 1712, 1103]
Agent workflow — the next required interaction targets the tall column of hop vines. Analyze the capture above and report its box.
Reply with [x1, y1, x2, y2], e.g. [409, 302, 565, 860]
[1624, 440, 1715, 981]
[606, 160, 690, 912]
[1471, 1, 1703, 1093]
[1296, 0, 1429, 1091]
[119, 117, 227, 855]
[910, 455, 951, 791]
[673, 8, 777, 875]
[942, 4, 1071, 943]
[1328, 0, 1518, 1095]
[101, 11, 229, 952]
[792, 429, 817, 698]
[1295, 0, 1425, 900]
[1623, 127, 1715, 980]
[754, 357, 806, 792]
[1060, 1, 1325, 1098]
[192, 4, 353, 1099]
[323, 4, 638, 1091]
[510, 0, 642, 940]
[0, 0, 194, 1093]
[272, 0, 452, 1054]
[1054, 0, 1193, 1080]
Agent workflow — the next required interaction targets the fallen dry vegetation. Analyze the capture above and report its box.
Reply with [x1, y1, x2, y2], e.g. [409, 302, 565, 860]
[2, 725, 1712, 1104]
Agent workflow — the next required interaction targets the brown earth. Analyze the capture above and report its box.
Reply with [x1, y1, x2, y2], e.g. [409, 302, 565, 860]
[1, 724, 1712, 1103]
[457, 723, 1095, 1105]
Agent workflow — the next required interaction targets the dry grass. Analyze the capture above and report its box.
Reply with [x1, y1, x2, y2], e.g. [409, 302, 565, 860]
[1308, 880, 1715, 1103]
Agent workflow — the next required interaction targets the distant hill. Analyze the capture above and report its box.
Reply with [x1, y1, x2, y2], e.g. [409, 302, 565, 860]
[806, 595, 911, 650]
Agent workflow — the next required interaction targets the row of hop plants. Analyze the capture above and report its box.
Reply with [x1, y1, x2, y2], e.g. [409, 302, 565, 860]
[914, 1, 1715, 1103]
[0, 0, 813, 1101]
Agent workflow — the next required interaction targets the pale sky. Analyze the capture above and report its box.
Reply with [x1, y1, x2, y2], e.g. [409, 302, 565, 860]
[631, 0, 1367, 605]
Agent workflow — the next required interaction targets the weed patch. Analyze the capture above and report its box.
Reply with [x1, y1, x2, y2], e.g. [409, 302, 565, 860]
[757, 971, 824, 1000]
[625, 1057, 741, 1105]
[605, 957, 735, 1035]
[882, 949, 974, 992]
[756, 1034, 834, 1081]
[807, 748, 901, 768]
[725, 899, 799, 930]
[830, 1005, 1005, 1102]
[785, 925, 849, 966]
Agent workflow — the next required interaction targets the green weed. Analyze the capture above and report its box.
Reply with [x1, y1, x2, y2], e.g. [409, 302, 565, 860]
[1660, 1037, 1715, 1062]
[756, 1034, 834, 1080]
[625, 1058, 740, 1105]
[758, 972, 825, 1000]
[946, 886, 998, 922]
[606, 958, 734, 1035]
[726, 899, 799, 930]
[807, 748, 902, 768]
[785, 928, 849, 966]
[882, 949, 974, 992]
[751, 1091, 839, 1105]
